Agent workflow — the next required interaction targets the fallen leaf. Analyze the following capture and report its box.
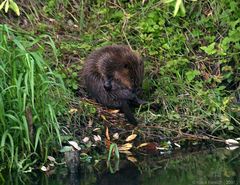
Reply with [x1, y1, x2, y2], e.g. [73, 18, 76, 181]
[93, 135, 101, 142]
[93, 128, 100, 132]
[137, 143, 149, 148]
[108, 109, 120, 114]
[225, 139, 239, 146]
[113, 133, 119, 140]
[226, 146, 239, 151]
[68, 141, 81, 151]
[174, 143, 181, 148]
[118, 143, 132, 151]
[127, 156, 137, 163]
[40, 166, 48, 172]
[137, 143, 158, 153]
[105, 127, 110, 140]
[47, 156, 56, 162]
[82, 137, 90, 143]
[125, 134, 137, 142]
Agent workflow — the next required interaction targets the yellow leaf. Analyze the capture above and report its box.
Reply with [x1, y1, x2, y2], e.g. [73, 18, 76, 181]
[137, 143, 149, 149]
[108, 109, 120, 114]
[125, 134, 137, 142]
[118, 143, 132, 151]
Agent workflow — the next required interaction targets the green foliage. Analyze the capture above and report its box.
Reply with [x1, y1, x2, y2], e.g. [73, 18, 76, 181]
[107, 143, 120, 174]
[0, 0, 20, 16]
[0, 24, 69, 172]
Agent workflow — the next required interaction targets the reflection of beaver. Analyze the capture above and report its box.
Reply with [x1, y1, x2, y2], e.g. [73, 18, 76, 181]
[82, 45, 144, 125]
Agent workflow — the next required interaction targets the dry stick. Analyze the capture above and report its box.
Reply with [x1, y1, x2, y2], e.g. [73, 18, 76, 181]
[139, 125, 225, 143]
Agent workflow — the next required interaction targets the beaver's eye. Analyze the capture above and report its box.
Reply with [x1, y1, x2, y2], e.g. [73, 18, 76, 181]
[124, 64, 128, 69]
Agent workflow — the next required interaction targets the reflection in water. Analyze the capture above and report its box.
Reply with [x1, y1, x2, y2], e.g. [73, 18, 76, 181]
[2, 148, 240, 185]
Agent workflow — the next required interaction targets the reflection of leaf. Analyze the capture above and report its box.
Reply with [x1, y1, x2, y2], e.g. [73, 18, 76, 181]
[125, 134, 137, 142]
[200, 42, 217, 55]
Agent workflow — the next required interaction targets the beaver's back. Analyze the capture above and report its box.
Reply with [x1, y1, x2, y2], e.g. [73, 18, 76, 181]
[82, 45, 143, 109]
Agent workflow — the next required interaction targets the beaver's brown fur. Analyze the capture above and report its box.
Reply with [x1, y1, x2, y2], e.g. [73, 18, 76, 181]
[82, 45, 144, 125]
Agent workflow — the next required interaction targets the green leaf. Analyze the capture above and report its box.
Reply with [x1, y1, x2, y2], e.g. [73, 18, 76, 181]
[4, 0, 9, 13]
[173, 0, 182, 17]
[9, 0, 20, 16]
[186, 70, 200, 82]
[200, 42, 217, 55]
[0, 0, 6, 11]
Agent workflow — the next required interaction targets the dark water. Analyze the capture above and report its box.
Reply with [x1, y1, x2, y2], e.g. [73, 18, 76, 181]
[2, 148, 240, 185]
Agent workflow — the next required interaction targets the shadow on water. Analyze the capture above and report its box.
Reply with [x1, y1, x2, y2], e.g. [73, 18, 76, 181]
[2, 148, 240, 185]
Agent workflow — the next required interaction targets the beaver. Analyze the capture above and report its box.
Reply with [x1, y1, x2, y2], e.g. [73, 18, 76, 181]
[82, 45, 144, 125]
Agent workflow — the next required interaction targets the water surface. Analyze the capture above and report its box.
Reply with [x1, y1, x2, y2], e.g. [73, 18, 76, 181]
[3, 148, 240, 185]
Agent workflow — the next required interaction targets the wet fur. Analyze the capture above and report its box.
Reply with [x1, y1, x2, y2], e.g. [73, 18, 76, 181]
[82, 45, 144, 125]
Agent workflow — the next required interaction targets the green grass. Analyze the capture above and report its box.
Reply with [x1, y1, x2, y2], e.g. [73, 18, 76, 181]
[0, 24, 69, 172]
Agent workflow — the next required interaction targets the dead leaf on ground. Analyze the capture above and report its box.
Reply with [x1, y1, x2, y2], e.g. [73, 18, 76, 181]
[47, 156, 56, 162]
[93, 128, 100, 132]
[40, 166, 49, 172]
[127, 156, 137, 163]
[137, 142, 158, 153]
[82, 137, 90, 143]
[68, 141, 81, 151]
[137, 143, 149, 148]
[105, 127, 110, 140]
[108, 109, 120, 114]
[125, 134, 137, 142]
[118, 143, 132, 151]
[93, 135, 101, 142]
[113, 133, 119, 140]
